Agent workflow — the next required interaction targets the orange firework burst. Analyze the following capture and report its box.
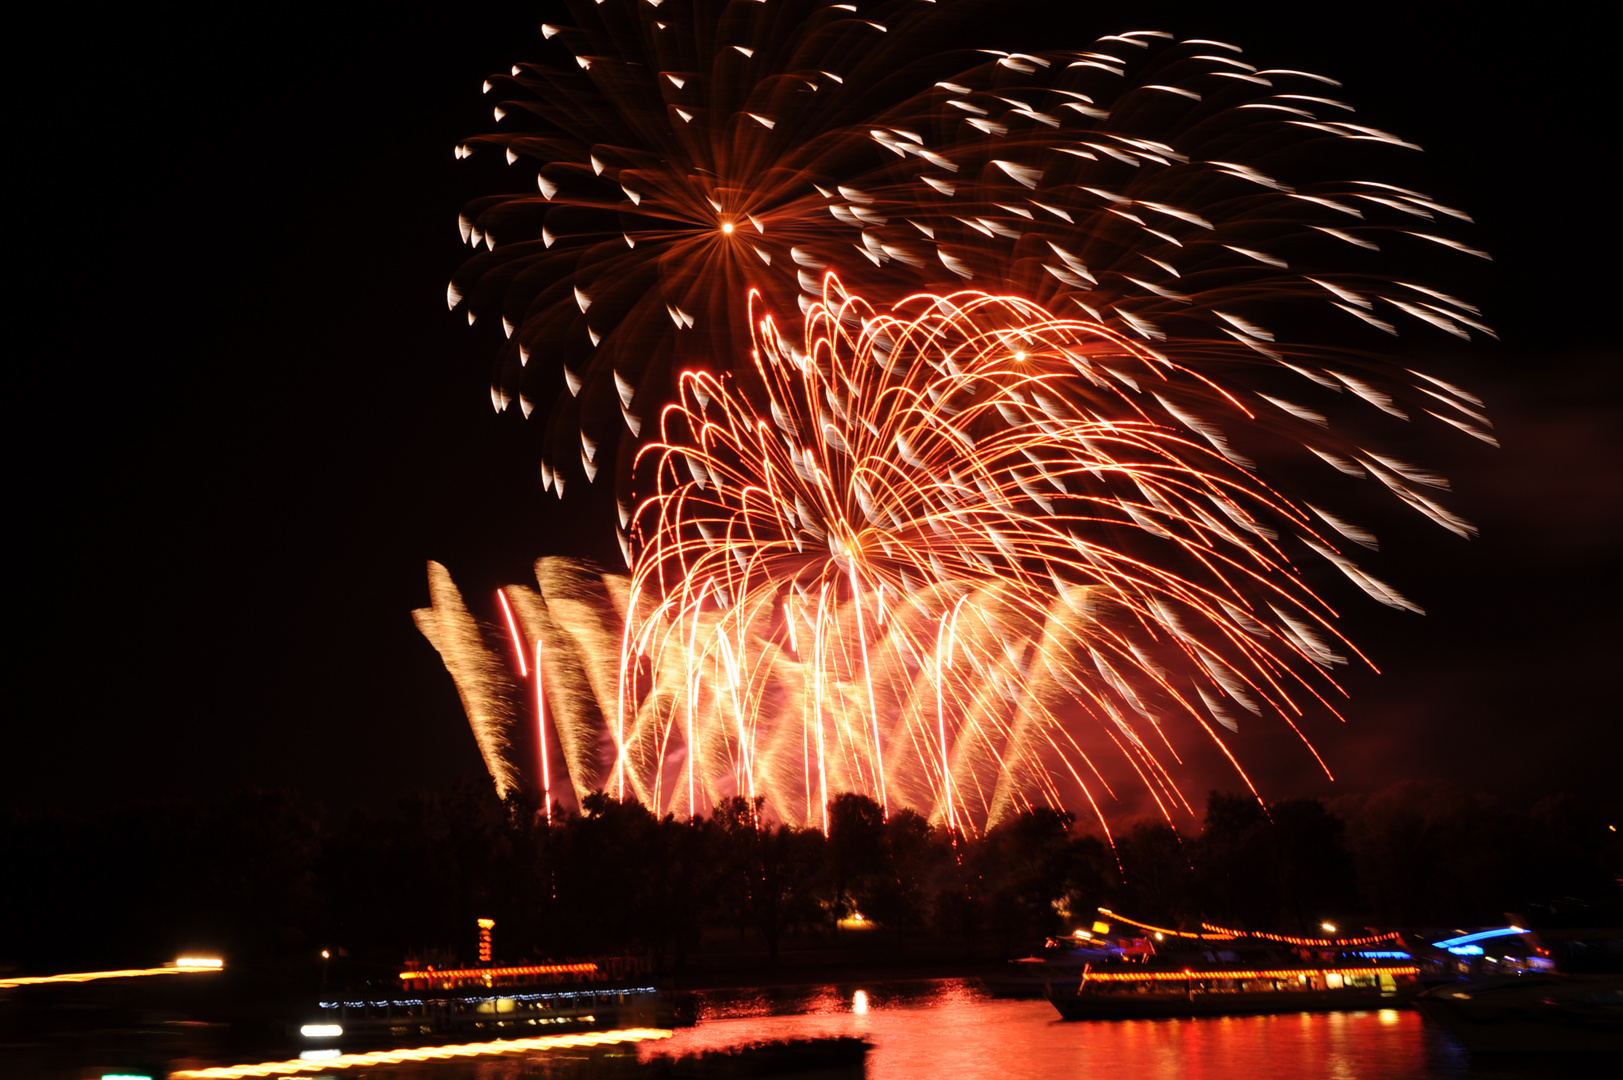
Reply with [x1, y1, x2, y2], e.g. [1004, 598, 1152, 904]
[451, 3, 1492, 502]
[611, 277, 1383, 832]
[424, 6, 1496, 828]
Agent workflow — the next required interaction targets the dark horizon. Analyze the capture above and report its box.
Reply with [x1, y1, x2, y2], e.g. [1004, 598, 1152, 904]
[10, 0, 1617, 820]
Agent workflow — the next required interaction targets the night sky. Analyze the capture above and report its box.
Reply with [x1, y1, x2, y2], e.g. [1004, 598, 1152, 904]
[12, 1, 1617, 817]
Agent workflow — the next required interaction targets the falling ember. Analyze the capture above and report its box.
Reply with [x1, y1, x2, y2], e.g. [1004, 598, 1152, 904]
[534, 639, 552, 825]
[497, 588, 528, 677]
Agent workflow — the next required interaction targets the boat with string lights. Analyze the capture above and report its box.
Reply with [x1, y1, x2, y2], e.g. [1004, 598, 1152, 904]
[1046, 910, 1422, 1021]
[296, 959, 680, 1052]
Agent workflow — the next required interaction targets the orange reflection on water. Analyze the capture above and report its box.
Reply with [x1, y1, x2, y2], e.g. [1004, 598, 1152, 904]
[647, 980, 1439, 1080]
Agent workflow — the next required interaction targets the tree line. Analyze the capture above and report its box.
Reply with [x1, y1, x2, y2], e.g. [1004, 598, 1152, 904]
[2, 781, 1615, 976]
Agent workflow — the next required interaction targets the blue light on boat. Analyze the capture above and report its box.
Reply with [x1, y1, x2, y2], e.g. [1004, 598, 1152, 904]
[1431, 927, 1525, 949]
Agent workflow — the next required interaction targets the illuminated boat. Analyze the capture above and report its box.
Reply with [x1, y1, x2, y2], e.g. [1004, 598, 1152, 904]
[1047, 955, 1419, 1020]
[1046, 911, 1420, 1020]
[1403, 924, 1555, 986]
[297, 960, 678, 1051]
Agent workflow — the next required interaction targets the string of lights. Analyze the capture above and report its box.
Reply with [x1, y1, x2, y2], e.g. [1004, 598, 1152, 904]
[1199, 922, 1406, 948]
[1081, 966, 1418, 982]
[317, 987, 657, 1010]
[398, 962, 598, 982]
[1096, 909, 1237, 941]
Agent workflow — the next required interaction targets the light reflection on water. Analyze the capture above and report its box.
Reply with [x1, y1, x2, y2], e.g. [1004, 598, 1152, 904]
[661, 980, 1446, 1079]
[315, 979, 1593, 1080]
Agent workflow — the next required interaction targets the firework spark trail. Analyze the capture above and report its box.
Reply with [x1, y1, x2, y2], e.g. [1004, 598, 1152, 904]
[590, 276, 1383, 830]
[503, 583, 584, 801]
[451, 3, 1492, 513]
[533, 639, 552, 823]
[413, 562, 521, 799]
[500, 559, 633, 805]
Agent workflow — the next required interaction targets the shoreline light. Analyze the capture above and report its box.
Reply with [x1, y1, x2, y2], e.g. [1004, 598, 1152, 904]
[1, 959, 225, 989]
[169, 1027, 672, 1078]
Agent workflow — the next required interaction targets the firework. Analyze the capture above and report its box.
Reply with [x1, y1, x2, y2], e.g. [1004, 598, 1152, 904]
[451, 2, 1492, 502]
[416, 558, 630, 811]
[414, 562, 522, 799]
[426, 5, 1493, 829]
[416, 275, 1486, 829]
[597, 276, 1399, 831]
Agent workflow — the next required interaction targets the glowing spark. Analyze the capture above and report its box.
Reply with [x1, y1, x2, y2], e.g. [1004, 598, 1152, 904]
[496, 588, 528, 677]
[535, 640, 552, 824]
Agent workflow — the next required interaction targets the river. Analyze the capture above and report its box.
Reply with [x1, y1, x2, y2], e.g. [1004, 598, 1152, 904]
[317, 978, 1597, 1080]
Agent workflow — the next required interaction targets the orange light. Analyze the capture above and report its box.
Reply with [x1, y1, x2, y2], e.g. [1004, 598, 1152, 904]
[1082, 966, 1418, 982]
[477, 919, 495, 963]
[168, 1027, 672, 1078]
[721, 222, 734, 234]
[0, 962, 224, 988]
[536, 639, 552, 825]
[1199, 921, 1402, 948]
[398, 962, 597, 982]
[1100, 910, 1235, 941]
[496, 590, 528, 677]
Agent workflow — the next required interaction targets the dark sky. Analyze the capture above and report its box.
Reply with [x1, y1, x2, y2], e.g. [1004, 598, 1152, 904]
[11, 1, 1617, 817]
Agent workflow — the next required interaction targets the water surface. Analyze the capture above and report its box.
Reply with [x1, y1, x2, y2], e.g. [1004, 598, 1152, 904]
[646, 979, 1538, 1080]
[237, 979, 1599, 1080]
